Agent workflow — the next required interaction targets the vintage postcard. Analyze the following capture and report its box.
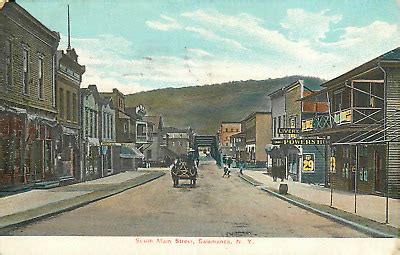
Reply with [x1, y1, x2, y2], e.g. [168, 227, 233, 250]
[0, 0, 399, 254]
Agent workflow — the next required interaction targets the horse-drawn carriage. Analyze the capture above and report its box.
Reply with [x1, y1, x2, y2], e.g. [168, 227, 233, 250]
[171, 151, 198, 188]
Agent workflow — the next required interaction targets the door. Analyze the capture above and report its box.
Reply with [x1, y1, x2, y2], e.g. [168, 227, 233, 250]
[374, 151, 381, 192]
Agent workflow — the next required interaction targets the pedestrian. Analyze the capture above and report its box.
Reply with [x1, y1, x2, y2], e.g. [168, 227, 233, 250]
[222, 164, 230, 178]
[227, 157, 232, 168]
[196, 158, 199, 167]
[239, 160, 245, 175]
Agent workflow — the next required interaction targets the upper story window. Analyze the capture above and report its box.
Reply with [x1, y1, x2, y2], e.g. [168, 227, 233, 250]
[37, 56, 44, 99]
[72, 93, 77, 122]
[66, 91, 71, 121]
[5, 39, 12, 88]
[59, 88, 64, 119]
[22, 46, 29, 95]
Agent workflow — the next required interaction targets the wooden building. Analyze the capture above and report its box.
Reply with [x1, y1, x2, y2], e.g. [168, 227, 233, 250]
[0, 1, 60, 190]
[301, 48, 400, 198]
[269, 80, 328, 184]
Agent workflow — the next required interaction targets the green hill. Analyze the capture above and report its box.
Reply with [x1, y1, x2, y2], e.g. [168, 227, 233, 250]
[125, 76, 324, 135]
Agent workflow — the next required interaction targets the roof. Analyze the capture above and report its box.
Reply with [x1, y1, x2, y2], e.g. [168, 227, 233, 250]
[1, 2, 60, 42]
[241, 111, 271, 122]
[231, 132, 245, 138]
[143, 115, 163, 130]
[163, 126, 189, 133]
[268, 80, 303, 97]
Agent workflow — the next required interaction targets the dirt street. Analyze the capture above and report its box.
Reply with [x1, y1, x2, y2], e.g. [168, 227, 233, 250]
[8, 160, 367, 237]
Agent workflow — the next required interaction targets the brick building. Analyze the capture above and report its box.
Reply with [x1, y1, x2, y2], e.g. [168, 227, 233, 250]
[218, 122, 241, 157]
[0, 1, 60, 190]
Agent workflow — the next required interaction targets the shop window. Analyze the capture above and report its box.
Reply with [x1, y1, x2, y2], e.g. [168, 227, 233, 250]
[342, 146, 350, 178]
[359, 146, 368, 181]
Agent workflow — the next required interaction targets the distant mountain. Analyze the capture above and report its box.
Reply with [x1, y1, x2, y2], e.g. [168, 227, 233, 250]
[125, 76, 325, 135]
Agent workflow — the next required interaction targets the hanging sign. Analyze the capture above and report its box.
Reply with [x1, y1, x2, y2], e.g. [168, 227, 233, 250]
[278, 128, 301, 134]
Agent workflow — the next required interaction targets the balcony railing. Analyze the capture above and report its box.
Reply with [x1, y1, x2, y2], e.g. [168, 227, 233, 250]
[302, 107, 383, 132]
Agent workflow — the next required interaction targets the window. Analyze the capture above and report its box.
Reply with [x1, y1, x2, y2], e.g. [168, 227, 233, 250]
[94, 111, 98, 137]
[110, 115, 113, 139]
[66, 91, 71, 121]
[124, 123, 128, 133]
[103, 112, 107, 139]
[22, 47, 29, 94]
[85, 108, 89, 137]
[59, 88, 64, 119]
[89, 111, 93, 137]
[273, 117, 277, 137]
[72, 93, 77, 122]
[5, 39, 12, 88]
[278, 116, 282, 137]
[38, 56, 44, 99]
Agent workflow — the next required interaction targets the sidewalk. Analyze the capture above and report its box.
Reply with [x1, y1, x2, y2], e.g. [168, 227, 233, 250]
[240, 169, 399, 236]
[0, 170, 165, 233]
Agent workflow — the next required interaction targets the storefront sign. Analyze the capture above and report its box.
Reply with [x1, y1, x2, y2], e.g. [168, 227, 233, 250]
[272, 138, 325, 145]
[278, 128, 301, 134]
[303, 153, 315, 172]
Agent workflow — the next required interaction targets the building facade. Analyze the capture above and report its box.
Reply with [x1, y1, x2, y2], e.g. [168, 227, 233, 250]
[99, 97, 116, 176]
[218, 122, 241, 157]
[301, 48, 400, 198]
[241, 112, 272, 166]
[81, 85, 101, 180]
[55, 48, 85, 183]
[0, 1, 60, 190]
[269, 80, 327, 184]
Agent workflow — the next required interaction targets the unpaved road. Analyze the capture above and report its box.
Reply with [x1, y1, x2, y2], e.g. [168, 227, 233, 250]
[8, 160, 367, 237]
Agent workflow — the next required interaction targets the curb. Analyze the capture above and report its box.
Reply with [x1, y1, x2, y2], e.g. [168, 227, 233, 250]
[238, 174, 397, 238]
[0, 171, 165, 234]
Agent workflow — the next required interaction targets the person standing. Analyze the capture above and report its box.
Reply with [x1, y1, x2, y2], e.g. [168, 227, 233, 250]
[239, 160, 245, 175]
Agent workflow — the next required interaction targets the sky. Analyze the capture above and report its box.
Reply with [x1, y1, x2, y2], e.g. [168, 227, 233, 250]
[17, 0, 400, 94]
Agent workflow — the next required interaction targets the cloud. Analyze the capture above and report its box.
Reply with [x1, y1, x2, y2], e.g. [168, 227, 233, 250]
[281, 9, 342, 42]
[185, 26, 248, 50]
[185, 48, 213, 57]
[146, 14, 181, 31]
[323, 21, 399, 49]
[181, 9, 336, 63]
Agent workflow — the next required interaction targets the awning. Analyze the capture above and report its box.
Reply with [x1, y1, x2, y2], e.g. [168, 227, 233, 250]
[120, 145, 144, 159]
[87, 137, 100, 146]
[62, 126, 78, 135]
